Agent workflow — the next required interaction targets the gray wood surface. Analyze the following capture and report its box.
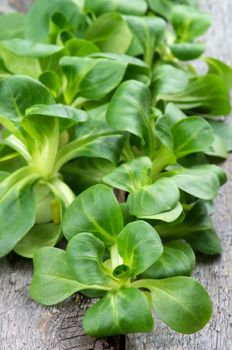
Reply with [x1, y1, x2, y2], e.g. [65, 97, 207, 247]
[0, 1, 232, 350]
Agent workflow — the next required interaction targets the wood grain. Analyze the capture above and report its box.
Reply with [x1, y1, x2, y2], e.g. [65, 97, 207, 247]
[0, 1, 232, 349]
[127, 1, 232, 349]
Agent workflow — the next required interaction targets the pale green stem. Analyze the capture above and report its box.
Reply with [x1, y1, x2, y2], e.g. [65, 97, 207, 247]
[110, 244, 123, 270]
[48, 177, 76, 207]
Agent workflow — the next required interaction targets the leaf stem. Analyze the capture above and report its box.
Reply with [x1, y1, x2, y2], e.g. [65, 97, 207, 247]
[110, 244, 123, 270]
[151, 146, 176, 178]
[47, 177, 75, 207]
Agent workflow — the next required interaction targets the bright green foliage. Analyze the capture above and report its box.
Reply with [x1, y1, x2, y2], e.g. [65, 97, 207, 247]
[31, 185, 212, 336]
[0, 0, 231, 339]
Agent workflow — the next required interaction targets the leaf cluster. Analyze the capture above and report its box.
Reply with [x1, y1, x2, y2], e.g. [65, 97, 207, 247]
[0, 0, 232, 338]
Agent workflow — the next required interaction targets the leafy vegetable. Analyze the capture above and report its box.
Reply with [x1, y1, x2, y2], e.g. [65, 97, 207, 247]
[0, 0, 231, 339]
[31, 185, 212, 336]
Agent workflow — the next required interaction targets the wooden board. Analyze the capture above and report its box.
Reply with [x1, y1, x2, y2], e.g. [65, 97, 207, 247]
[0, 1, 232, 350]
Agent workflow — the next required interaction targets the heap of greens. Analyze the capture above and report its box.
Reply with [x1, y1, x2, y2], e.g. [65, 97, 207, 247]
[0, 0, 232, 338]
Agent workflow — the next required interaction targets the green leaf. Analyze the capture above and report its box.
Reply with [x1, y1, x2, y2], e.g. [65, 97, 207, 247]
[85, 0, 147, 16]
[62, 157, 115, 193]
[205, 57, 232, 90]
[103, 157, 152, 192]
[60, 56, 127, 103]
[117, 221, 163, 277]
[83, 287, 154, 336]
[205, 134, 228, 159]
[171, 117, 214, 158]
[39, 71, 62, 98]
[125, 16, 166, 65]
[147, 0, 173, 19]
[164, 103, 186, 126]
[141, 202, 183, 222]
[171, 5, 212, 41]
[155, 116, 174, 150]
[0, 13, 26, 40]
[14, 223, 61, 258]
[0, 39, 62, 58]
[30, 247, 84, 305]
[66, 232, 114, 286]
[146, 277, 212, 333]
[157, 201, 222, 255]
[90, 52, 150, 81]
[0, 46, 41, 79]
[65, 38, 100, 57]
[63, 184, 124, 246]
[55, 104, 124, 169]
[153, 64, 189, 97]
[86, 13, 133, 54]
[0, 182, 36, 257]
[26, 0, 85, 42]
[128, 178, 179, 217]
[142, 241, 195, 279]
[106, 80, 152, 142]
[161, 75, 231, 116]
[170, 43, 204, 61]
[164, 165, 220, 200]
[208, 120, 232, 152]
[0, 75, 54, 122]
[26, 103, 88, 131]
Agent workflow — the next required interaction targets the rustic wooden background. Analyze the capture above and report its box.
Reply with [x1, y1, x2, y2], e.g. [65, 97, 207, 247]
[0, 1, 232, 349]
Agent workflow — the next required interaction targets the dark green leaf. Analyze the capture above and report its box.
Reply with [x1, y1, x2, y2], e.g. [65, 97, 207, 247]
[103, 157, 152, 192]
[0, 182, 36, 257]
[14, 223, 61, 258]
[153, 64, 189, 97]
[83, 287, 153, 336]
[205, 57, 232, 90]
[125, 16, 166, 65]
[60, 56, 127, 103]
[86, 13, 133, 54]
[85, 0, 147, 16]
[117, 221, 163, 277]
[39, 71, 62, 98]
[171, 5, 211, 41]
[161, 75, 231, 116]
[63, 184, 124, 246]
[157, 201, 222, 255]
[170, 43, 204, 61]
[147, 277, 212, 333]
[142, 241, 195, 279]
[66, 232, 114, 286]
[171, 117, 214, 158]
[62, 157, 115, 193]
[26, 104, 88, 124]
[30, 247, 84, 305]
[0, 75, 54, 121]
[141, 202, 183, 222]
[164, 165, 221, 200]
[106, 80, 152, 142]
[26, 0, 85, 42]
[128, 178, 179, 217]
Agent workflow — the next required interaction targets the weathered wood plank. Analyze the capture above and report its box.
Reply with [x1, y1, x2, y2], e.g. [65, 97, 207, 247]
[127, 1, 232, 349]
[0, 254, 120, 350]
